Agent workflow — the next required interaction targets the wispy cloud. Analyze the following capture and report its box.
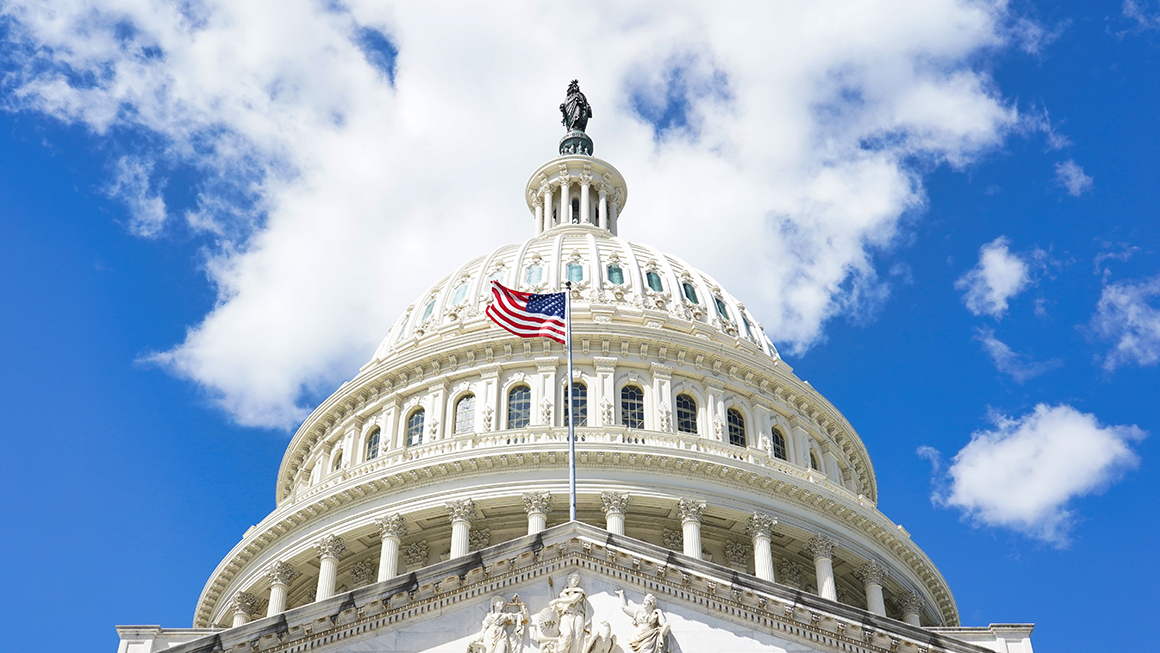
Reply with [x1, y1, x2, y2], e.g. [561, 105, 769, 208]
[955, 236, 1040, 318]
[107, 156, 168, 237]
[1055, 159, 1093, 196]
[1, 1, 1025, 427]
[975, 327, 1062, 382]
[1124, 0, 1160, 31]
[1090, 275, 1160, 371]
[923, 404, 1146, 546]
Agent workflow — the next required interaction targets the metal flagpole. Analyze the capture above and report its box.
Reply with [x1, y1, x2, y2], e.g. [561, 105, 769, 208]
[565, 281, 577, 522]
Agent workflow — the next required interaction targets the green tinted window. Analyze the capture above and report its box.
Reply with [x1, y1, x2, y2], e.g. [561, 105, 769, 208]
[682, 282, 698, 303]
[526, 265, 543, 284]
[607, 264, 624, 285]
[646, 271, 663, 292]
[567, 263, 584, 283]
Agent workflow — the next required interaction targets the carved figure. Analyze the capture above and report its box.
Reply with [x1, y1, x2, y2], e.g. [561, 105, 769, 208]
[468, 595, 529, 653]
[583, 621, 616, 653]
[616, 590, 671, 653]
[560, 80, 593, 132]
[548, 572, 591, 653]
[533, 606, 561, 653]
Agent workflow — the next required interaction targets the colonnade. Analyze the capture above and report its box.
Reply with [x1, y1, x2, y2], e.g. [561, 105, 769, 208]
[227, 494, 925, 629]
[534, 176, 618, 235]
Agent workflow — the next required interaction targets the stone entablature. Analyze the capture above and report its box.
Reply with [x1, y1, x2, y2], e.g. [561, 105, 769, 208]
[153, 523, 1008, 653]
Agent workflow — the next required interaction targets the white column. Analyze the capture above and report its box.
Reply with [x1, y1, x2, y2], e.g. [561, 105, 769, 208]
[580, 181, 591, 225]
[597, 188, 608, 229]
[559, 181, 569, 227]
[747, 513, 778, 582]
[447, 499, 476, 559]
[314, 535, 347, 602]
[376, 514, 407, 582]
[534, 194, 544, 234]
[265, 561, 299, 617]
[856, 560, 888, 615]
[897, 590, 924, 626]
[806, 535, 838, 601]
[543, 186, 555, 229]
[522, 491, 552, 534]
[609, 196, 619, 235]
[601, 491, 629, 535]
[677, 498, 705, 560]
[230, 592, 258, 627]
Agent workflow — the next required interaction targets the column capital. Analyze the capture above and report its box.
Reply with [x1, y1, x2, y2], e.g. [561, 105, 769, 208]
[893, 590, 925, 615]
[855, 560, 889, 587]
[601, 491, 630, 516]
[265, 561, 300, 587]
[446, 498, 477, 524]
[746, 513, 778, 539]
[805, 534, 838, 561]
[522, 491, 552, 515]
[677, 498, 706, 524]
[376, 514, 408, 540]
[314, 534, 348, 560]
[231, 591, 259, 618]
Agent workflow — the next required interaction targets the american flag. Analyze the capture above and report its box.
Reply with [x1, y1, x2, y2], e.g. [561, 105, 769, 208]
[485, 281, 567, 344]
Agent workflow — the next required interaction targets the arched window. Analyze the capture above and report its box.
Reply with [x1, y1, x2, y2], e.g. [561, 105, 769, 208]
[489, 269, 506, 284]
[646, 271, 663, 292]
[451, 282, 469, 306]
[682, 282, 699, 304]
[526, 265, 543, 285]
[571, 198, 581, 223]
[406, 409, 425, 447]
[607, 264, 624, 285]
[727, 408, 746, 447]
[366, 428, 381, 460]
[332, 450, 343, 471]
[454, 394, 476, 434]
[563, 382, 588, 426]
[621, 386, 644, 429]
[770, 428, 787, 460]
[507, 385, 531, 429]
[421, 298, 436, 321]
[567, 263, 584, 283]
[714, 296, 730, 320]
[675, 393, 698, 434]
[809, 451, 820, 471]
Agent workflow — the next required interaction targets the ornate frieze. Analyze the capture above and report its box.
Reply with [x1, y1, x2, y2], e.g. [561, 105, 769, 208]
[805, 535, 837, 561]
[348, 560, 376, 587]
[725, 541, 752, 567]
[469, 529, 492, 552]
[447, 499, 477, 524]
[778, 559, 803, 589]
[662, 529, 683, 551]
[315, 535, 348, 560]
[402, 541, 429, 567]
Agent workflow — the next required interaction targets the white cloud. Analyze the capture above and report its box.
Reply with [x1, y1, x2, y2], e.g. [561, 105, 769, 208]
[955, 236, 1032, 318]
[1124, 0, 1160, 31]
[108, 156, 168, 237]
[926, 404, 1146, 546]
[1054, 159, 1093, 196]
[1, 0, 1024, 428]
[975, 327, 1061, 382]
[1090, 275, 1160, 371]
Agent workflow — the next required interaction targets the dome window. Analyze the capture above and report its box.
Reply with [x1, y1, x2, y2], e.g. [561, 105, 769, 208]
[563, 382, 588, 426]
[507, 385, 531, 429]
[646, 271, 663, 292]
[567, 263, 584, 283]
[451, 283, 469, 306]
[714, 296, 730, 320]
[621, 386, 644, 429]
[770, 428, 787, 460]
[421, 298, 436, 322]
[809, 451, 820, 471]
[454, 394, 475, 434]
[526, 265, 543, 285]
[727, 408, 746, 448]
[489, 269, 506, 285]
[332, 450, 343, 471]
[606, 264, 624, 285]
[366, 428, 381, 460]
[676, 394, 697, 434]
[682, 282, 698, 304]
[406, 408, 425, 447]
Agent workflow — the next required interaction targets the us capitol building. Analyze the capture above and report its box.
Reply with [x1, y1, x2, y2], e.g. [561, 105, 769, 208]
[116, 83, 1034, 653]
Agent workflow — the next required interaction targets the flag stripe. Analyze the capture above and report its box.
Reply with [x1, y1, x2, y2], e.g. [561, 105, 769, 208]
[485, 281, 567, 344]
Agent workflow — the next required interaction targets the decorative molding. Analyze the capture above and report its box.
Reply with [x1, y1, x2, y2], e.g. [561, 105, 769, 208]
[746, 513, 777, 539]
[677, 498, 706, 524]
[805, 535, 838, 561]
[662, 529, 683, 551]
[314, 535, 348, 560]
[376, 514, 408, 540]
[778, 558, 803, 589]
[522, 491, 552, 515]
[725, 541, 752, 567]
[402, 541, 429, 567]
[893, 590, 925, 616]
[349, 560, 376, 587]
[265, 561, 300, 587]
[468, 529, 492, 552]
[855, 560, 889, 587]
[447, 499, 477, 524]
[230, 591, 259, 617]
[600, 491, 629, 516]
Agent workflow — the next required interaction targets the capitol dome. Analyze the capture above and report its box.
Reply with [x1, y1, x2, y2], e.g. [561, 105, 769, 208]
[120, 82, 1034, 653]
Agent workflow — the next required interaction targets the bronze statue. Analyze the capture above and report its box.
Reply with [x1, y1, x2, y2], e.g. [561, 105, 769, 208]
[560, 80, 592, 133]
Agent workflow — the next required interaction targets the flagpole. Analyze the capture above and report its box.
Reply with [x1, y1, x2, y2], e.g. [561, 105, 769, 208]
[565, 281, 577, 522]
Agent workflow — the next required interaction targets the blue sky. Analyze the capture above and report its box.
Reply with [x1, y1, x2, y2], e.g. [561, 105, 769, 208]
[1, 2, 1159, 652]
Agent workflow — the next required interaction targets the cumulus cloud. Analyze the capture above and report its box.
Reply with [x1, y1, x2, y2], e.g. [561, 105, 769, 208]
[1090, 275, 1160, 371]
[925, 404, 1146, 546]
[1, 1, 1025, 427]
[975, 327, 1061, 382]
[955, 236, 1035, 318]
[1054, 159, 1093, 196]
